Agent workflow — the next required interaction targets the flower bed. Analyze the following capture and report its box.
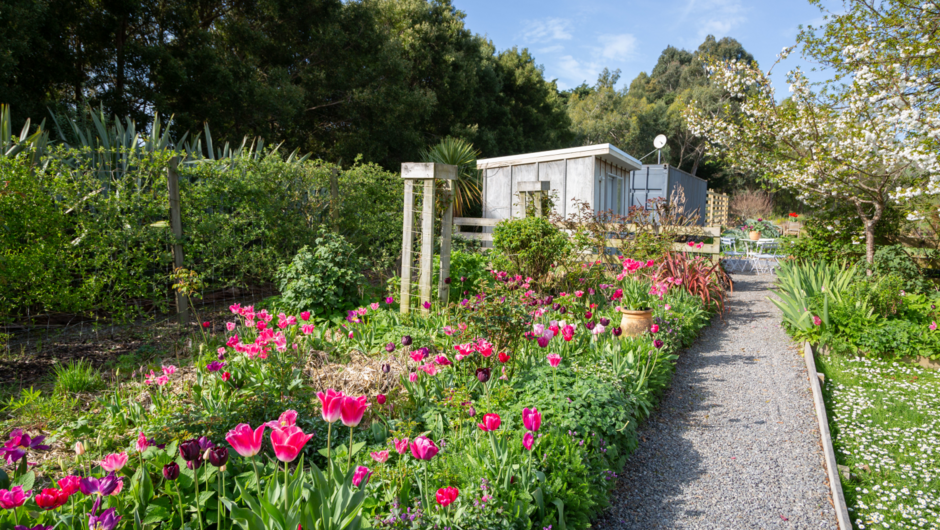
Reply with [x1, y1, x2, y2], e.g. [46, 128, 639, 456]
[0, 254, 726, 530]
[816, 355, 940, 530]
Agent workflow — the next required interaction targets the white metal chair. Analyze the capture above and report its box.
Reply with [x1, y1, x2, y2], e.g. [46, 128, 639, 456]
[720, 237, 748, 272]
[752, 239, 780, 274]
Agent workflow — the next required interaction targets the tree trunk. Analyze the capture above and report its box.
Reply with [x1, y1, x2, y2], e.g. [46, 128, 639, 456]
[853, 199, 884, 269]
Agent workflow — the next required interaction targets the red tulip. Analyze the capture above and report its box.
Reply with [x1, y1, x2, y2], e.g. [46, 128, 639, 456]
[35, 488, 69, 510]
[523, 432, 535, 451]
[226, 423, 266, 457]
[270, 426, 313, 463]
[376, 394, 387, 405]
[340, 396, 369, 427]
[477, 413, 501, 432]
[498, 352, 510, 363]
[316, 389, 345, 423]
[410, 436, 439, 460]
[57, 476, 81, 496]
[436, 486, 459, 507]
[522, 407, 541, 432]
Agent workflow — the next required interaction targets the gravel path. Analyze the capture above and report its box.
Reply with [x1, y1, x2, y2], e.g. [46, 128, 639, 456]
[597, 275, 838, 530]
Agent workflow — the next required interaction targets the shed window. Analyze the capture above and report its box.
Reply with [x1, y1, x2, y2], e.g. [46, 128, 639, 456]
[605, 172, 623, 215]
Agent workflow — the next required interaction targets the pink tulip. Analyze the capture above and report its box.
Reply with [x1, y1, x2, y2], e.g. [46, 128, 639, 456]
[410, 436, 439, 460]
[370, 302, 380, 311]
[302, 324, 315, 335]
[370, 450, 389, 463]
[0, 485, 31, 509]
[562, 325, 574, 341]
[477, 413, 501, 432]
[99, 452, 128, 472]
[650, 324, 659, 334]
[340, 396, 369, 427]
[270, 426, 313, 462]
[58, 476, 81, 496]
[546, 353, 561, 368]
[394, 438, 409, 454]
[423, 301, 431, 310]
[267, 409, 298, 431]
[300, 311, 311, 321]
[136, 433, 149, 453]
[409, 372, 419, 382]
[436, 486, 459, 507]
[376, 394, 386, 405]
[537, 336, 550, 348]
[523, 432, 534, 451]
[434, 355, 452, 366]
[226, 423, 266, 457]
[352, 466, 371, 487]
[162, 365, 177, 376]
[226, 322, 236, 331]
[522, 407, 541, 432]
[317, 390, 345, 423]
[813, 315, 822, 326]
[475, 340, 494, 357]
[930, 321, 937, 331]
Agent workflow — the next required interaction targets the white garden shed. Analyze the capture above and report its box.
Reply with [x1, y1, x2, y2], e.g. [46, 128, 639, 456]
[476, 143, 643, 220]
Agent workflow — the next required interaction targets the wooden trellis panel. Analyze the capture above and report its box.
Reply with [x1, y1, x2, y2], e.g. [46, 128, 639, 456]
[706, 191, 729, 227]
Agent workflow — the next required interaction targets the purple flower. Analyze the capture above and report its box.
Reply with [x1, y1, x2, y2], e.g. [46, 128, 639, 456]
[386, 342, 396, 353]
[79, 472, 122, 496]
[15, 525, 53, 530]
[537, 336, 550, 348]
[88, 501, 122, 530]
[2, 429, 50, 465]
[653, 339, 664, 349]
[206, 361, 225, 372]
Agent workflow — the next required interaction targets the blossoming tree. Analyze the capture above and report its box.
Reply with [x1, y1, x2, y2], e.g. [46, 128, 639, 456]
[686, 2, 940, 264]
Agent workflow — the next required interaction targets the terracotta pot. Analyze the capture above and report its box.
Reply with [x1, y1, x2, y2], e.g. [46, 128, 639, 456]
[618, 308, 653, 338]
[749, 230, 761, 240]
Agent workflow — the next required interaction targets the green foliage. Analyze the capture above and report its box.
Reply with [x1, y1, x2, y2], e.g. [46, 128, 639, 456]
[491, 217, 570, 284]
[722, 218, 780, 239]
[448, 250, 490, 298]
[52, 359, 104, 395]
[857, 245, 933, 294]
[275, 229, 365, 318]
[420, 137, 481, 217]
[782, 202, 907, 263]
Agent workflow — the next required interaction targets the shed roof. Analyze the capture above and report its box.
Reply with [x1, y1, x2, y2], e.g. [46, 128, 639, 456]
[476, 143, 642, 172]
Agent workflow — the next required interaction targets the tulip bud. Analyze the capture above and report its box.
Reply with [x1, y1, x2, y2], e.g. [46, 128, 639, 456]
[552, 303, 560, 311]
[460, 276, 467, 282]
[163, 462, 180, 480]
[382, 363, 391, 374]
[204, 448, 213, 460]
[401, 335, 412, 346]
[475, 367, 491, 383]
[585, 321, 596, 330]
[208, 446, 229, 467]
[468, 406, 476, 417]
[600, 317, 610, 327]
[585, 310, 593, 320]
[220, 465, 227, 473]
[376, 394, 387, 405]
[386, 342, 395, 352]
[74, 441, 86, 456]
[559, 306, 567, 315]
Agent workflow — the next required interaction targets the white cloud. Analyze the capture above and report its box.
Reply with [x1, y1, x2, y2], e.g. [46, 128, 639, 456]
[677, 0, 747, 41]
[556, 55, 603, 87]
[520, 18, 573, 43]
[598, 33, 637, 60]
[538, 45, 566, 54]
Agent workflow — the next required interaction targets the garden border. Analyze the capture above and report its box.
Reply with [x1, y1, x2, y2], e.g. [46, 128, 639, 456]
[803, 341, 852, 530]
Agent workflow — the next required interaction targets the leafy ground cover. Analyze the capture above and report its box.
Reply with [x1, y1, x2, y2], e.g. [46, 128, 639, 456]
[0, 252, 727, 530]
[817, 355, 940, 530]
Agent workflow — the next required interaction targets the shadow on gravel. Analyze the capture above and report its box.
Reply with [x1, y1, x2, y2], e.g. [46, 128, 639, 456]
[593, 274, 770, 529]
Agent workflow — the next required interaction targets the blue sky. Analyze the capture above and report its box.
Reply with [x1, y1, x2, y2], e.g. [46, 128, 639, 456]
[459, 0, 836, 93]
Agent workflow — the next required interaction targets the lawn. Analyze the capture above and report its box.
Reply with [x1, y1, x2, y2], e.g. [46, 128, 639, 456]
[817, 354, 940, 530]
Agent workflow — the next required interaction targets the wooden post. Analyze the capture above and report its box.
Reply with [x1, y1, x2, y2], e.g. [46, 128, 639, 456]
[438, 180, 454, 305]
[534, 190, 543, 218]
[400, 180, 415, 314]
[419, 179, 435, 315]
[167, 157, 188, 327]
[330, 167, 340, 233]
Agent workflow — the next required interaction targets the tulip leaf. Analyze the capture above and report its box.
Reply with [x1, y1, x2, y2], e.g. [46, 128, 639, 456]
[0, 468, 8, 490]
[552, 498, 568, 530]
[12, 470, 34, 491]
[196, 490, 215, 508]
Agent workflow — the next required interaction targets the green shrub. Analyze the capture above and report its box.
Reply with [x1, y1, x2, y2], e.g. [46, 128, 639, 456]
[491, 217, 569, 284]
[275, 229, 365, 317]
[53, 359, 104, 394]
[857, 245, 932, 294]
[448, 250, 490, 298]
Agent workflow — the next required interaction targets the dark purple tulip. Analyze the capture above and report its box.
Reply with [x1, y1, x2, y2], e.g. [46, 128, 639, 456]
[600, 317, 610, 327]
[217, 352, 225, 361]
[444, 277, 451, 284]
[559, 306, 567, 315]
[545, 296, 553, 305]
[537, 336, 550, 348]
[386, 342, 396, 353]
[475, 367, 491, 383]
[163, 462, 180, 480]
[206, 361, 225, 372]
[401, 335, 413, 346]
[186, 455, 204, 470]
[552, 303, 560, 311]
[382, 363, 391, 374]
[179, 439, 201, 461]
[654, 339, 664, 349]
[585, 321, 596, 331]
[208, 446, 229, 467]
[612, 327, 623, 337]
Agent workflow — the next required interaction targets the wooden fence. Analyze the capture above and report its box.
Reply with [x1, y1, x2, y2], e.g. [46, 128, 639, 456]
[706, 191, 729, 226]
[453, 217, 722, 261]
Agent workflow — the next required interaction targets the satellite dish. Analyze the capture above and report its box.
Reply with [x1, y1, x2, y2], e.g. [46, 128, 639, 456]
[653, 134, 667, 149]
